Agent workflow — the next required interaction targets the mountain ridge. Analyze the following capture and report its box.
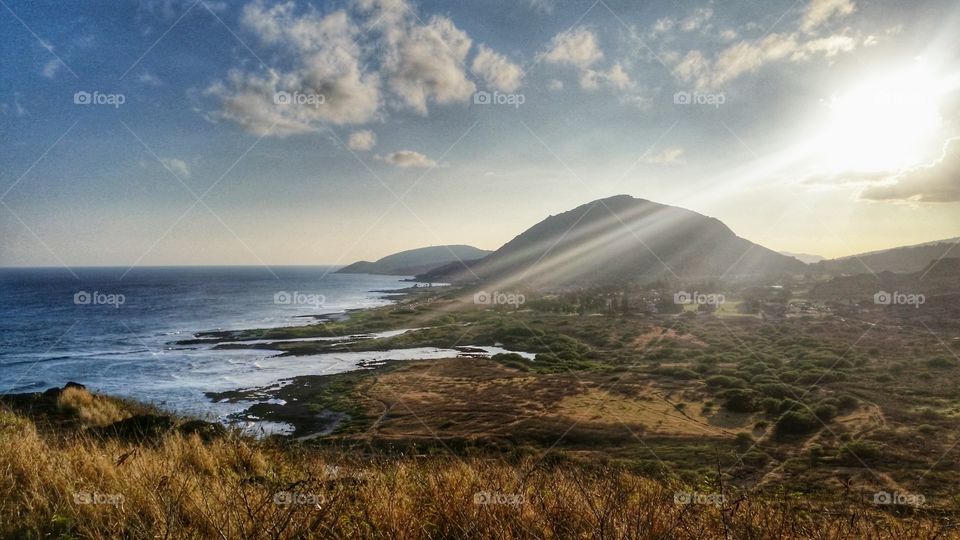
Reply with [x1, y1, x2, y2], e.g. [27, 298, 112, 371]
[419, 195, 805, 288]
[336, 245, 492, 276]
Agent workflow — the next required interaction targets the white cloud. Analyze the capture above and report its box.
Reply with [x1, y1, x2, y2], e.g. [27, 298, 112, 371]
[861, 138, 960, 202]
[664, 0, 859, 90]
[383, 15, 476, 114]
[209, 0, 508, 135]
[643, 147, 685, 165]
[675, 30, 859, 90]
[801, 0, 855, 33]
[0, 93, 28, 117]
[546, 79, 564, 91]
[41, 59, 62, 79]
[542, 27, 634, 92]
[652, 17, 674, 37]
[603, 63, 632, 90]
[348, 130, 377, 151]
[472, 45, 523, 93]
[160, 157, 191, 178]
[207, 3, 381, 136]
[527, 0, 552, 14]
[379, 150, 438, 168]
[138, 71, 162, 86]
[542, 27, 603, 69]
[680, 7, 713, 32]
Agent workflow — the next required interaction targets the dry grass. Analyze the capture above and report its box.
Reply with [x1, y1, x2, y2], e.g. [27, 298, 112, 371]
[57, 387, 131, 427]
[0, 405, 952, 539]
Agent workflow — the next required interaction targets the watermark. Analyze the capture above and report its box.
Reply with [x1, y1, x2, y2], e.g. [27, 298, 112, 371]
[673, 90, 725, 108]
[73, 91, 125, 108]
[273, 491, 323, 506]
[474, 290, 525, 307]
[274, 91, 325, 107]
[873, 490, 925, 507]
[274, 291, 326, 308]
[73, 492, 124, 505]
[673, 491, 726, 506]
[674, 291, 725, 306]
[473, 491, 524, 507]
[74, 291, 125, 308]
[474, 90, 525, 108]
[874, 290, 925, 308]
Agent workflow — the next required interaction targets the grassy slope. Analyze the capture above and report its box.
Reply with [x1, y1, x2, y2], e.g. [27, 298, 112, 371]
[0, 388, 948, 539]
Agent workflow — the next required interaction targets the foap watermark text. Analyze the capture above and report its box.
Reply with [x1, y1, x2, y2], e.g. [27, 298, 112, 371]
[274, 91, 326, 107]
[74, 291, 125, 308]
[274, 291, 326, 308]
[874, 290, 925, 308]
[474, 290, 525, 307]
[74, 91, 125, 108]
[474, 90, 525, 108]
[674, 291, 725, 306]
[673, 90, 725, 108]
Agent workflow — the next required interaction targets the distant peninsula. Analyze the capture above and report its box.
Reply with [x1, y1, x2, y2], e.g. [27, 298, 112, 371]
[335, 245, 492, 276]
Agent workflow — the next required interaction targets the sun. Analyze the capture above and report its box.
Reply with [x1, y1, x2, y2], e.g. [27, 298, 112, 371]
[815, 62, 948, 173]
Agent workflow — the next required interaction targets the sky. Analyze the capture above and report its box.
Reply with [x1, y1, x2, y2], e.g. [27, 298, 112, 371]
[1, 0, 960, 268]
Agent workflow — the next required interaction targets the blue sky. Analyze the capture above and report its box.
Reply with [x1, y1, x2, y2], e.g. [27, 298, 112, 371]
[2, 0, 959, 267]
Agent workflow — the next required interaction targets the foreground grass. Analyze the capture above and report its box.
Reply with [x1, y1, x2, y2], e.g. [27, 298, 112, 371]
[0, 389, 950, 539]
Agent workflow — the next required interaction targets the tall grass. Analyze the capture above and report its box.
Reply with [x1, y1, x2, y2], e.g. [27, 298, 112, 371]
[0, 396, 948, 539]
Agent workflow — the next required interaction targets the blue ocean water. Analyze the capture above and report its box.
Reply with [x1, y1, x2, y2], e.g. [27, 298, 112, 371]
[0, 266, 415, 424]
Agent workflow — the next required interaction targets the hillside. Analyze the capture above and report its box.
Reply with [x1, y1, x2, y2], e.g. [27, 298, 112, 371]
[1, 385, 944, 539]
[810, 257, 960, 302]
[336, 245, 491, 276]
[813, 238, 960, 275]
[419, 195, 804, 288]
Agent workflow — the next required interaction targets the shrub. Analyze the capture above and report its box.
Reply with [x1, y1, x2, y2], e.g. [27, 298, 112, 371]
[718, 389, 759, 413]
[704, 375, 745, 389]
[774, 411, 819, 439]
[812, 403, 837, 422]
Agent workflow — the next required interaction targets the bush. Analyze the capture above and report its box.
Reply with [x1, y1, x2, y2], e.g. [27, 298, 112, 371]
[812, 403, 837, 422]
[757, 383, 798, 399]
[734, 432, 754, 452]
[759, 397, 782, 414]
[653, 367, 699, 379]
[704, 375, 746, 389]
[774, 411, 819, 438]
[718, 389, 759, 413]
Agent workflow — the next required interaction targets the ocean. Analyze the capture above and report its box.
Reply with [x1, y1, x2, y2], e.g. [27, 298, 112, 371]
[0, 266, 424, 429]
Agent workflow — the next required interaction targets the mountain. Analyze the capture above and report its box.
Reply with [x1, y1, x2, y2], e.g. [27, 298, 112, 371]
[779, 251, 825, 264]
[336, 245, 492, 276]
[813, 237, 960, 275]
[810, 258, 960, 302]
[418, 195, 805, 288]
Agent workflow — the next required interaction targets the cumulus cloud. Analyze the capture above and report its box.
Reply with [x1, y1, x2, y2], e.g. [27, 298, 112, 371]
[348, 130, 377, 151]
[206, 2, 381, 136]
[527, 0, 553, 14]
[372, 5, 476, 114]
[680, 7, 713, 32]
[675, 30, 858, 90]
[379, 150, 438, 168]
[208, 0, 510, 135]
[541, 27, 636, 93]
[41, 59, 62, 79]
[472, 45, 523, 92]
[801, 0, 855, 33]
[643, 147, 685, 165]
[541, 27, 603, 69]
[860, 138, 960, 202]
[138, 71, 162, 86]
[160, 157, 191, 178]
[667, 0, 860, 90]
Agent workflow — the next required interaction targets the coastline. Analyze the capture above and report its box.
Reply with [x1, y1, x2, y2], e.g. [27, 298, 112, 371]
[189, 283, 539, 437]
